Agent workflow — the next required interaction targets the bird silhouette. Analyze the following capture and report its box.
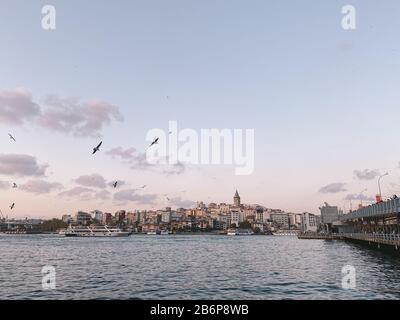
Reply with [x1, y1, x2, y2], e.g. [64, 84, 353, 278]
[93, 141, 102, 154]
[10, 203, 15, 210]
[113, 181, 118, 188]
[148, 137, 159, 148]
[12, 183, 17, 188]
[8, 133, 16, 142]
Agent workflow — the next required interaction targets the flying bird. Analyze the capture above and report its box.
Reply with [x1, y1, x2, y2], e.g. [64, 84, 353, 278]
[141, 185, 147, 189]
[12, 183, 18, 188]
[148, 137, 159, 148]
[8, 133, 16, 142]
[93, 141, 103, 154]
[113, 181, 118, 188]
[10, 203, 15, 210]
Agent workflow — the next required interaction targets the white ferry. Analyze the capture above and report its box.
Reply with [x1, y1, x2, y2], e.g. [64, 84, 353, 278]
[272, 230, 299, 236]
[160, 230, 171, 235]
[65, 225, 131, 237]
[146, 231, 157, 235]
[227, 229, 254, 236]
[227, 229, 238, 236]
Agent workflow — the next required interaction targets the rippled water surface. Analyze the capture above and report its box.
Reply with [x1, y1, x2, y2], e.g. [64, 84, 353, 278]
[1, 234, 400, 300]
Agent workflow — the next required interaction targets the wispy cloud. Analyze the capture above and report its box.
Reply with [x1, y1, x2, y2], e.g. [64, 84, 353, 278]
[106, 146, 186, 175]
[75, 174, 107, 189]
[20, 179, 63, 194]
[0, 88, 123, 137]
[0, 181, 10, 190]
[59, 187, 111, 201]
[167, 196, 196, 208]
[319, 183, 347, 194]
[0, 154, 48, 177]
[354, 169, 380, 181]
[38, 95, 123, 137]
[0, 88, 40, 125]
[162, 162, 186, 176]
[114, 189, 158, 205]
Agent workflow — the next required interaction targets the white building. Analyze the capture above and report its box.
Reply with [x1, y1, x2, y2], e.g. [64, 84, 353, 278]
[300, 212, 318, 233]
[161, 211, 171, 223]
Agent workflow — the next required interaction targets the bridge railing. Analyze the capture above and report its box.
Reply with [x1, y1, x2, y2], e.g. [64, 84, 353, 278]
[344, 233, 400, 242]
[341, 198, 400, 221]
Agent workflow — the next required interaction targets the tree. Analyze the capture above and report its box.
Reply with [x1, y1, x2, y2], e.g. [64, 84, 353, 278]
[230, 223, 237, 228]
[40, 219, 68, 233]
[239, 221, 251, 229]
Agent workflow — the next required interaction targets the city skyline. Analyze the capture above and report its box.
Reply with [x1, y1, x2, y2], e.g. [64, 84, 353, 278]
[2, 1, 400, 218]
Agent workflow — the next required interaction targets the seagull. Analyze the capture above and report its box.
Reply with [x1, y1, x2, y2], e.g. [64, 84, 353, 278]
[141, 185, 147, 189]
[93, 141, 102, 154]
[166, 196, 170, 201]
[148, 137, 159, 148]
[10, 203, 15, 210]
[8, 133, 16, 142]
[12, 183, 18, 188]
[113, 181, 118, 188]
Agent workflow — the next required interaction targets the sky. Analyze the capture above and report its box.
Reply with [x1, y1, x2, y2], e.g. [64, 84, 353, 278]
[1, 0, 400, 218]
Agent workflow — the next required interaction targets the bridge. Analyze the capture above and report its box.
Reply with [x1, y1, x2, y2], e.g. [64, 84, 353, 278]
[340, 197, 400, 234]
[299, 198, 400, 251]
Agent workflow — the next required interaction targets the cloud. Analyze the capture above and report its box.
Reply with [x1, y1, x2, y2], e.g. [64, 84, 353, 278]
[105, 147, 137, 160]
[75, 174, 107, 189]
[0, 181, 10, 190]
[59, 187, 110, 201]
[114, 189, 158, 205]
[38, 96, 124, 137]
[94, 189, 111, 200]
[319, 183, 347, 194]
[106, 147, 153, 170]
[162, 162, 186, 176]
[0, 88, 41, 125]
[106, 146, 186, 175]
[0, 154, 48, 177]
[344, 193, 375, 202]
[20, 179, 63, 194]
[168, 196, 196, 208]
[0, 88, 123, 137]
[354, 169, 380, 181]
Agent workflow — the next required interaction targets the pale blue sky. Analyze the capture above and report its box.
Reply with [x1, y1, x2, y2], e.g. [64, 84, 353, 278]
[1, 0, 400, 217]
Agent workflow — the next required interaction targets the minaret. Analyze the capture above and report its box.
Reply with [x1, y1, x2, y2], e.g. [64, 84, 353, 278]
[233, 190, 241, 207]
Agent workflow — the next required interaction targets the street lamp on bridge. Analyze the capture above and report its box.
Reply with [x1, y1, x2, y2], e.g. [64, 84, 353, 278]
[378, 172, 389, 201]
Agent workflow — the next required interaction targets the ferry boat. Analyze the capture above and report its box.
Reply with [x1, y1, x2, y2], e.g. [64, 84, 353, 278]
[65, 225, 131, 237]
[146, 231, 157, 235]
[227, 229, 254, 236]
[272, 230, 299, 236]
[160, 230, 171, 235]
[227, 229, 238, 236]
